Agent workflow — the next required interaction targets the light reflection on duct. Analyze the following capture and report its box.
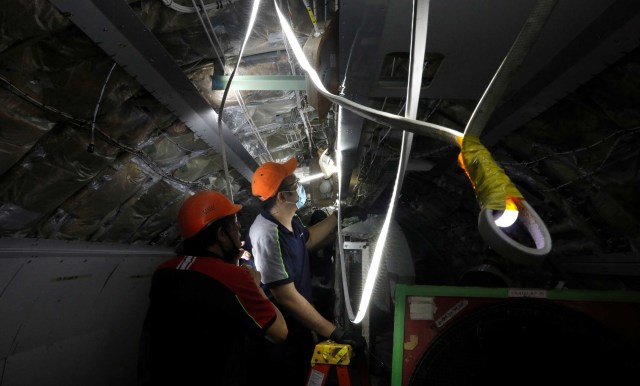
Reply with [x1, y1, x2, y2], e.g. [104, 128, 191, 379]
[299, 172, 324, 183]
[318, 148, 338, 177]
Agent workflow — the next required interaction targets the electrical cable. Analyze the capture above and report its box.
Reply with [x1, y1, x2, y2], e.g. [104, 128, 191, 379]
[540, 128, 639, 191]
[300, 0, 321, 36]
[217, 0, 261, 199]
[0, 73, 87, 127]
[191, 0, 226, 74]
[0, 72, 207, 190]
[162, 0, 238, 14]
[89, 62, 117, 154]
[189, 0, 232, 195]
[187, 0, 261, 199]
[281, 30, 316, 157]
[188, 0, 273, 163]
[199, 0, 229, 71]
[500, 126, 640, 168]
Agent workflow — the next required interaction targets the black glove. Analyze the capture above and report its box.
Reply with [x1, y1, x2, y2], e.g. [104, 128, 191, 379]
[330, 327, 367, 354]
[341, 206, 367, 221]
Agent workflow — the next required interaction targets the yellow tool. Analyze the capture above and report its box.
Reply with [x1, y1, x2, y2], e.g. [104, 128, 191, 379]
[306, 340, 369, 386]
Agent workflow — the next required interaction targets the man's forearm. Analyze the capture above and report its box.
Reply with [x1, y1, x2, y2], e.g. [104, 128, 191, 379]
[273, 285, 336, 338]
[307, 212, 338, 251]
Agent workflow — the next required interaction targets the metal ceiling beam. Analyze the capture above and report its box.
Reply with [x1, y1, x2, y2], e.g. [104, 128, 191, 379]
[483, 0, 640, 146]
[48, 0, 258, 180]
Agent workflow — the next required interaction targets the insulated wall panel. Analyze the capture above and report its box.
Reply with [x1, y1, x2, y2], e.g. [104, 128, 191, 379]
[0, 238, 172, 386]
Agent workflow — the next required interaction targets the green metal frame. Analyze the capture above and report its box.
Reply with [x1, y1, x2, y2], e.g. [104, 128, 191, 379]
[391, 284, 640, 386]
[211, 75, 307, 90]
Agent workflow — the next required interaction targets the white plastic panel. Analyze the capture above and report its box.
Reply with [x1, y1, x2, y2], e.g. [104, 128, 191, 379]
[0, 238, 172, 386]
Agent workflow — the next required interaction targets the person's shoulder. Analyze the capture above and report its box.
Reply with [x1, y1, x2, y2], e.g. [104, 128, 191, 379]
[250, 213, 278, 232]
[199, 258, 253, 280]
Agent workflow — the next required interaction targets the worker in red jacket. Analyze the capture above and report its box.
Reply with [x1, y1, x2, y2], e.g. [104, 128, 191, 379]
[138, 190, 287, 386]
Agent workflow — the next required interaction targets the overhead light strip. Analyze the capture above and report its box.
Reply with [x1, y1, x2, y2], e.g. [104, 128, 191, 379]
[275, 0, 442, 324]
[350, 0, 430, 325]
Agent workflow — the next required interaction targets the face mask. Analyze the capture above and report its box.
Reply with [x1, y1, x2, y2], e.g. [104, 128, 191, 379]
[295, 184, 307, 209]
[282, 181, 307, 209]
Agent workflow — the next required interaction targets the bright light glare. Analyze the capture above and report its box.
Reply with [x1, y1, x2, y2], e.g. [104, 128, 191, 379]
[299, 173, 324, 183]
[495, 198, 519, 228]
[495, 209, 518, 227]
[244, 1, 261, 54]
[275, 3, 328, 93]
[319, 149, 338, 177]
[353, 133, 412, 324]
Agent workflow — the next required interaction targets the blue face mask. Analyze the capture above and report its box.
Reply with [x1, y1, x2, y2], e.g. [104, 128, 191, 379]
[295, 184, 307, 209]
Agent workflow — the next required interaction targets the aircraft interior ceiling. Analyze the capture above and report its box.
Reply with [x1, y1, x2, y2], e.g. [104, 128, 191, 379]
[1, 0, 640, 385]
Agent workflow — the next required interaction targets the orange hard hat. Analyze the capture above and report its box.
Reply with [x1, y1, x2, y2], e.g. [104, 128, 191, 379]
[178, 190, 242, 239]
[251, 158, 298, 200]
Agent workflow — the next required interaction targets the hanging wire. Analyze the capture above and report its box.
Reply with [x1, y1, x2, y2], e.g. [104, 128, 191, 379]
[535, 127, 639, 191]
[500, 126, 640, 167]
[215, 0, 262, 199]
[186, 0, 273, 173]
[0, 71, 208, 189]
[191, 0, 226, 71]
[163, 0, 237, 13]
[89, 62, 117, 153]
[280, 23, 316, 157]
[199, 0, 229, 71]
[187, 0, 262, 199]
[189, 0, 273, 160]
[0, 73, 87, 126]
[191, 0, 233, 198]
